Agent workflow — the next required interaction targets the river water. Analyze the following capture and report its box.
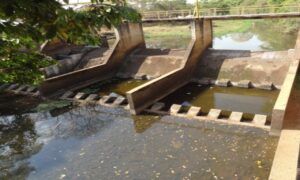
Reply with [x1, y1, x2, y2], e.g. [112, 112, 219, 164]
[144, 20, 297, 51]
[1, 19, 298, 179]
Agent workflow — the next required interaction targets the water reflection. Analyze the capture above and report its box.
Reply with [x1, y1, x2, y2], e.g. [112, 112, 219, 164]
[0, 102, 278, 179]
[144, 20, 297, 51]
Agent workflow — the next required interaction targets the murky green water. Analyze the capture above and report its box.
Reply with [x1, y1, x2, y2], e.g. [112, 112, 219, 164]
[79, 78, 147, 96]
[161, 83, 279, 116]
[0, 99, 278, 180]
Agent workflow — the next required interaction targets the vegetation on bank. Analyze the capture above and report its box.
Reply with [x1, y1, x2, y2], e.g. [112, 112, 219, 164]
[0, 0, 141, 84]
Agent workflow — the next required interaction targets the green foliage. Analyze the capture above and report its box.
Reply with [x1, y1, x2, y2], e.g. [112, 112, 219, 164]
[0, 0, 140, 85]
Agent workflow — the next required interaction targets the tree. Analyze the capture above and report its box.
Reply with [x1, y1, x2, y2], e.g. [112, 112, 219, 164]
[0, 0, 141, 84]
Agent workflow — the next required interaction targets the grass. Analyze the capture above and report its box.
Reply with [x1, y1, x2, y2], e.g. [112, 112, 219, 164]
[143, 20, 253, 38]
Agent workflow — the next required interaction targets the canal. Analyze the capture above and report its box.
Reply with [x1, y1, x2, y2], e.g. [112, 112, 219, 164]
[0, 19, 298, 179]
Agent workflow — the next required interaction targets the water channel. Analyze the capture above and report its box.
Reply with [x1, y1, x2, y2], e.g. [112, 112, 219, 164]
[0, 19, 299, 179]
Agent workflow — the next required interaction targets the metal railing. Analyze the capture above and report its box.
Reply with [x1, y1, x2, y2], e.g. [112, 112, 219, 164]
[141, 4, 300, 20]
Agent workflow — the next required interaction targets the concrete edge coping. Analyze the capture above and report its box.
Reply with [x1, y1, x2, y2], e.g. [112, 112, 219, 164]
[2, 83, 40, 97]
[165, 104, 270, 129]
[61, 91, 129, 108]
[269, 130, 300, 180]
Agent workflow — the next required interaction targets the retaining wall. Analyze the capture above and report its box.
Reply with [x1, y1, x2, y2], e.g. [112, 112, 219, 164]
[126, 19, 213, 114]
[39, 22, 145, 97]
[270, 29, 300, 136]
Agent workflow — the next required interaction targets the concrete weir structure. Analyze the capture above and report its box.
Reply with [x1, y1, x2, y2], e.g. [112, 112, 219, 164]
[39, 22, 145, 97]
[126, 19, 213, 114]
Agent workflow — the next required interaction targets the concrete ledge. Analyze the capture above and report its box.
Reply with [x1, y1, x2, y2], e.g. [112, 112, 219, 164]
[208, 109, 221, 119]
[113, 96, 127, 106]
[271, 59, 300, 135]
[216, 79, 231, 87]
[237, 80, 252, 88]
[170, 104, 182, 115]
[269, 130, 300, 180]
[187, 106, 201, 117]
[229, 111, 243, 122]
[253, 114, 267, 126]
[86, 94, 100, 101]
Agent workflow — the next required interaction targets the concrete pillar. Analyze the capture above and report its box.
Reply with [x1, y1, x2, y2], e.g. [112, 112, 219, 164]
[126, 19, 213, 114]
[40, 22, 145, 97]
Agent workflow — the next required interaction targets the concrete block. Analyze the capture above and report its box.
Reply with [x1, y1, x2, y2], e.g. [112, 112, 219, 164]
[229, 112, 243, 122]
[100, 95, 116, 104]
[187, 106, 201, 117]
[170, 104, 182, 115]
[74, 92, 86, 100]
[253, 114, 267, 126]
[256, 82, 274, 90]
[7, 84, 19, 90]
[15, 85, 28, 92]
[61, 91, 75, 99]
[108, 92, 120, 98]
[113, 96, 127, 106]
[208, 109, 221, 119]
[216, 79, 230, 87]
[26, 86, 38, 93]
[237, 80, 252, 88]
[86, 94, 99, 101]
[150, 102, 165, 111]
[32, 91, 40, 97]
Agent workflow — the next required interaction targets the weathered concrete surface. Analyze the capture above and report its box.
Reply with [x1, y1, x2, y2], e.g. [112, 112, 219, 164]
[194, 49, 292, 86]
[117, 48, 185, 79]
[270, 58, 300, 135]
[40, 22, 145, 97]
[127, 19, 213, 114]
[75, 48, 111, 69]
[269, 130, 300, 180]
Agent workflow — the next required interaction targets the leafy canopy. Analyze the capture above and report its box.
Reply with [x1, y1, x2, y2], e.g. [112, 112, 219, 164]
[0, 0, 140, 84]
